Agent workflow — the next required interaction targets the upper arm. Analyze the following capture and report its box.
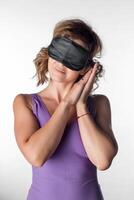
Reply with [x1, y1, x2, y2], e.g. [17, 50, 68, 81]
[93, 94, 118, 151]
[13, 94, 40, 160]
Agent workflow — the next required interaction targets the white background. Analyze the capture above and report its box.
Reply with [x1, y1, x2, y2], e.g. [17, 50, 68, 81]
[0, 0, 134, 199]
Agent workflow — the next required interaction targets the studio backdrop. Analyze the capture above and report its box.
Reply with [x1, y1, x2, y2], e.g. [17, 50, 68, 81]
[0, 0, 134, 199]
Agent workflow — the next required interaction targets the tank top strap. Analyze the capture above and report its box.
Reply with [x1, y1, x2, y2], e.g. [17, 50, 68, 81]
[30, 93, 42, 118]
[30, 93, 51, 127]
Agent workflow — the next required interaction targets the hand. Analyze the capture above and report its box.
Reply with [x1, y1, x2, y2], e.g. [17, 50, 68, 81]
[63, 62, 99, 107]
[76, 62, 98, 108]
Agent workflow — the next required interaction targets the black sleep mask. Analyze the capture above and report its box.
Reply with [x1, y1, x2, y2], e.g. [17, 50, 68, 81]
[48, 36, 93, 71]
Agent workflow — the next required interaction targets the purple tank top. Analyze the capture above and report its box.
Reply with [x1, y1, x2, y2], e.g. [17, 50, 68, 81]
[27, 93, 104, 200]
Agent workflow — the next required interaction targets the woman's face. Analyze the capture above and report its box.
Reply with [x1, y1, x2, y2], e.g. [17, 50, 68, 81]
[47, 39, 90, 83]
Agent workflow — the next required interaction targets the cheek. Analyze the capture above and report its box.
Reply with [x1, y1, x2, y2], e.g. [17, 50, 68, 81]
[50, 60, 57, 67]
[48, 57, 58, 66]
[48, 59, 59, 72]
[67, 71, 80, 82]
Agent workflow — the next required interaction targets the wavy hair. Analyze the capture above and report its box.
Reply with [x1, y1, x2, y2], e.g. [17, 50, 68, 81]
[33, 18, 105, 92]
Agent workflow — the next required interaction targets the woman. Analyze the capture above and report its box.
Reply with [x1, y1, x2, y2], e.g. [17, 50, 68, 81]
[13, 18, 118, 200]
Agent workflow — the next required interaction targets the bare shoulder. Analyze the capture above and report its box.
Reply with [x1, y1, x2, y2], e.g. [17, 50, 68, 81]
[90, 94, 112, 125]
[91, 94, 111, 114]
[13, 93, 40, 140]
[91, 93, 112, 130]
[13, 93, 33, 111]
[92, 94, 110, 105]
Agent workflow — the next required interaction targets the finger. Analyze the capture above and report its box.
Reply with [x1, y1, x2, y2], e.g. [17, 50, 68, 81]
[79, 62, 98, 84]
[86, 64, 98, 84]
[90, 62, 98, 76]
[83, 68, 93, 80]
[79, 69, 94, 85]
[85, 62, 98, 78]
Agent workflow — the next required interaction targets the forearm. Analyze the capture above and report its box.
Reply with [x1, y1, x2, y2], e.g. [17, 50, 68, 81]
[25, 100, 71, 167]
[77, 105, 117, 170]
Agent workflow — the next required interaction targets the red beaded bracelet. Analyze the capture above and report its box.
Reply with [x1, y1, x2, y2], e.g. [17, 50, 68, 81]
[77, 112, 90, 119]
